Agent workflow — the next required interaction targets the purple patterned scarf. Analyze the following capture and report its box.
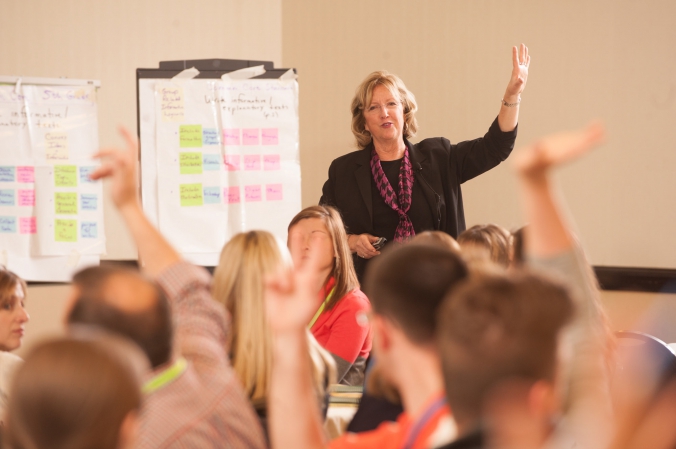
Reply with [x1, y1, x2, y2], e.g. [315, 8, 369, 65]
[370, 147, 415, 242]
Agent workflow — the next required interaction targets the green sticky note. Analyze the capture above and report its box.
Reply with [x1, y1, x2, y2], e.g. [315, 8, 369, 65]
[55, 192, 78, 214]
[180, 125, 203, 148]
[54, 165, 77, 187]
[179, 152, 203, 174]
[180, 183, 203, 206]
[55, 219, 77, 242]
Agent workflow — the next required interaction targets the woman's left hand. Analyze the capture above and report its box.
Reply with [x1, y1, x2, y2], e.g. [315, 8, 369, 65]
[505, 43, 530, 98]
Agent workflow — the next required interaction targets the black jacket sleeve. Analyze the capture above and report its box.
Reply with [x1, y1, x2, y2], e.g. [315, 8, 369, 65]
[451, 117, 517, 183]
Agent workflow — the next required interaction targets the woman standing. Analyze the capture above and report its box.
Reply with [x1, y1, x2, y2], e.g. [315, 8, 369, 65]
[320, 44, 530, 279]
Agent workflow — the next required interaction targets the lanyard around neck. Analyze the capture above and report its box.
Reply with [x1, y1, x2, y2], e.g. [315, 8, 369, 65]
[142, 357, 188, 395]
[401, 396, 447, 449]
[308, 286, 335, 329]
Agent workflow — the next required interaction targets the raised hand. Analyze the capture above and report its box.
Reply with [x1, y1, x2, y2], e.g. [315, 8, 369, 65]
[513, 122, 606, 179]
[265, 244, 323, 335]
[90, 126, 140, 212]
[505, 43, 530, 98]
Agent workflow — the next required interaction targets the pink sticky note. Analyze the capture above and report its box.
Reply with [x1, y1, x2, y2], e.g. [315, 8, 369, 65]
[224, 129, 241, 146]
[244, 155, 261, 171]
[17, 166, 34, 183]
[262, 128, 279, 145]
[243, 129, 259, 145]
[225, 186, 241, 204]
[224, 155, 240, 171]
[18, 189, 35, 206]
[19, 217, 36, 234]
[263, 154, 281, 170]
[266, 184, 283, 201]
[245, 185, 262, 202]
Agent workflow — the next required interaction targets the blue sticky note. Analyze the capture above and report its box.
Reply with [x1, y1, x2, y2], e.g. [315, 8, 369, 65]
[81, 194, 98, 211]
[0, 167, 15, 183]
[81, 221, 97, 238]
[203, 186, 221, 204]
[0, 216, 16, 233]
[203, 128, 220, 146]
[203, 154, 220, 171]
[0, 190, 15, 206]
[79, 166, 96, 183]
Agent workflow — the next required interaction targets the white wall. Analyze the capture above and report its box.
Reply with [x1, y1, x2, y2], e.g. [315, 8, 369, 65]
[1, 0, 283, 260]
[282, 0, 676, 269]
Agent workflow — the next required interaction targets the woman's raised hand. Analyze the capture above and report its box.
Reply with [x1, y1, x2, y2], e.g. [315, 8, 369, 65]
[505, 43, 530, 98]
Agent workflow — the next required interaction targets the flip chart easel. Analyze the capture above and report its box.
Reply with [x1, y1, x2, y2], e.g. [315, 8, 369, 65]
[137, 59, 300, 266]
[0, 76, 105, 281]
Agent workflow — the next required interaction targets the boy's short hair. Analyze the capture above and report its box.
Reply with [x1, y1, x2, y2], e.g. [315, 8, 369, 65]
[364, 244, 468, 344]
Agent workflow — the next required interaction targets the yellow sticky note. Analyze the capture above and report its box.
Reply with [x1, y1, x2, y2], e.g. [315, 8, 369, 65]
[45, 132, 69, 160]
[160, 84, 185, 122]
[180, 152, 203, 174]
[55, 192, 78, 214]
[54, 165, 77, 187]
[55, 219, 77, 242]
[180, 183, 203, 206]
[180, 125, 203, 148]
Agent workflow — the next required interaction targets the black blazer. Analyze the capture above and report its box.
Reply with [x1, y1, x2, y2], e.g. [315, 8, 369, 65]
[320, 118, 517, 275]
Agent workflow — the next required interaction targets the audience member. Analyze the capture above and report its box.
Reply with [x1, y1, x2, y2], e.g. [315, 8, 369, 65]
[67, 127, 267, 449]
[435, 123, 613, 449]
[212, 230, 335, 434]
[436, 271, 574, 449]
[287, 205, 372, 385]
[266, 243, 469, 449]
[411, 230, 461, 253]
[0, 268, 29, 422]
[4, 337, 142, 449]
[457, 224, 512, 269]
[347, 229, 462, 434]
[509, 226, 526, 268]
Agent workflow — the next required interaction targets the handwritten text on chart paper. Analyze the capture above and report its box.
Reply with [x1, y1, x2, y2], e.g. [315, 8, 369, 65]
[55, 219, 77, 242]
[160, 86, 185, 122]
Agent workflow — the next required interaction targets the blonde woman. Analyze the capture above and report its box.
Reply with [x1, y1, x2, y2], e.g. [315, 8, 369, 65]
[212, 230, 334, 433]
[287, 205, 372, 385]
[319, 45, 530, 281]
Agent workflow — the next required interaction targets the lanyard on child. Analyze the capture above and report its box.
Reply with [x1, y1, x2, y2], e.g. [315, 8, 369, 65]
[308, 286, 335, 329]
[142, 357, 188, 394]
[401, 396, 447, 449]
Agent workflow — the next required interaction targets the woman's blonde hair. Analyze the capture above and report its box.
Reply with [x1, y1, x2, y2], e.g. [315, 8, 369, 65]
[213, 231, 335, 406]
[288, 206, 359, 310]
[351, 71, 419, 148]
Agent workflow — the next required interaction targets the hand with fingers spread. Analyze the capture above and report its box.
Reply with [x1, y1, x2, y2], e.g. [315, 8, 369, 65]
[498, 43, 530, 132]
[348, 233, 381, 259]
[513, 122, 606, 179]
[90, 126, 140, 212]
[505, 43, 530, 99]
